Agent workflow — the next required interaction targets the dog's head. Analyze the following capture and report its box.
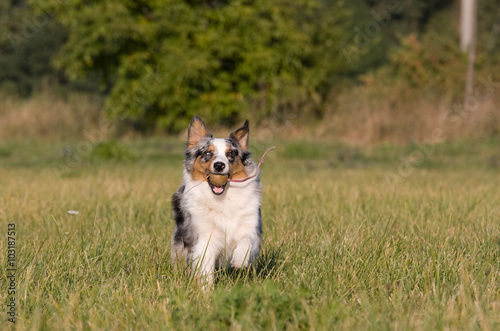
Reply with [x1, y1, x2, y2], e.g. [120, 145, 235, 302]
[184, 116, 253, 195]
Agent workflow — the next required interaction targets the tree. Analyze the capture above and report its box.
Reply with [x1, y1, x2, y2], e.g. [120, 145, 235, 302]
[30, 0, 354, 131]
[0, 0, 66, 95]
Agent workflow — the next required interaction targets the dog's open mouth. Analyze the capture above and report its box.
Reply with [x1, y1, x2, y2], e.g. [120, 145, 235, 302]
[207, 173, 229, 195]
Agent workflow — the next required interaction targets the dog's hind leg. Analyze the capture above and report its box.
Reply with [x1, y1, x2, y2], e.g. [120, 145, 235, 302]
[170, 239, 188, 267]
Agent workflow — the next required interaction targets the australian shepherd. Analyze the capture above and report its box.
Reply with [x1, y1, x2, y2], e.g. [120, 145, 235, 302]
[171, 116, 262, 286]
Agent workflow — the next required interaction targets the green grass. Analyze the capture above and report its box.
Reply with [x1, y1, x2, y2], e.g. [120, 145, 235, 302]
[0, 138, 499, 330]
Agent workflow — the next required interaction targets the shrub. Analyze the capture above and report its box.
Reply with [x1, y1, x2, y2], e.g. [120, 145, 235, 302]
[31, 0, 354, 132]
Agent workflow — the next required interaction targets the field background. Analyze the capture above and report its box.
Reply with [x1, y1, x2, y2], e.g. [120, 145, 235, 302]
[0, 138, 498, 330]
[1, 0, 500, 329]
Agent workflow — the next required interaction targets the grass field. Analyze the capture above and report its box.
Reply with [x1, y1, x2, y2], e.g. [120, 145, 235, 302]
[0, 138, 499, 330]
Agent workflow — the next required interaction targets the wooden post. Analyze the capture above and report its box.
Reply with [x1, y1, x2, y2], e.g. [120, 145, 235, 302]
[460, 0, 476, 52]
[462, 0, 477, 121]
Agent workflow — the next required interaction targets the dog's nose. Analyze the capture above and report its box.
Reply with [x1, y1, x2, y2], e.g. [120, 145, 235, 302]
[213, 162, 225, 173]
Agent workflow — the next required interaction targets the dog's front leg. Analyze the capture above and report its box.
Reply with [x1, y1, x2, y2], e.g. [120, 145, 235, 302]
[191, 240, 217, 287]
[231, 236, 259, 269]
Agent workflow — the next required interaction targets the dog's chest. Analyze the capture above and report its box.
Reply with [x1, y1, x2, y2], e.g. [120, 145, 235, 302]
[185, 182, 260, 232]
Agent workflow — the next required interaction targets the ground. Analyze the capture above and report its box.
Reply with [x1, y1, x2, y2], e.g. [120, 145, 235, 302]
[0, 138, 499, 330]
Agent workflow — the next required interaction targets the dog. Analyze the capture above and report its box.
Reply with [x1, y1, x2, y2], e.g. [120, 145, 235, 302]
[171, 116, 262, 286]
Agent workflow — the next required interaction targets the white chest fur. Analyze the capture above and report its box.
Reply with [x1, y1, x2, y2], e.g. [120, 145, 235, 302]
[184, 173, 261, 236]
[181, 170, 262, 270]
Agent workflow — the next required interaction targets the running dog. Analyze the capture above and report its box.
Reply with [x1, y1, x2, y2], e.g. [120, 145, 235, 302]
[171, 116, 262, 286]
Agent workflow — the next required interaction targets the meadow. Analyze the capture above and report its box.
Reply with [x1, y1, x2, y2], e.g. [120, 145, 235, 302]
[0, 137, 499, 330]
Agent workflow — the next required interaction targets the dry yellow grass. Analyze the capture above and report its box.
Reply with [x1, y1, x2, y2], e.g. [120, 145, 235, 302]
[0, 90, 103, 140]
[1, 81, 498, 145]
[318, 80, 500, 145]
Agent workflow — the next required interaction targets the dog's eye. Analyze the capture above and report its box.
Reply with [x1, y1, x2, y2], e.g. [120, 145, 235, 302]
[203, 151, 213, 158]
[226, 150, 238, 162]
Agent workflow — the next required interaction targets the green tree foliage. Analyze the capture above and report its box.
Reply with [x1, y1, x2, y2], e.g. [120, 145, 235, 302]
[0, 0, 66, 95]
[8, 0, 497, 132]
[338, 0, 457, 71]
[30, 0, 354, 131]
[362, 0, 500, 98]
[478, 0, 500, 66]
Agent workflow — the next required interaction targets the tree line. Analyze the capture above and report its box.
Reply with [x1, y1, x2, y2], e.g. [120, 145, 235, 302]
[1, 0, 498, 132]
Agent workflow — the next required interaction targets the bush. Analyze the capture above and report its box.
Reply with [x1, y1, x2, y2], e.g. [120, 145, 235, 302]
[31, 0, 354, 132]
[0, 0, 66, 96]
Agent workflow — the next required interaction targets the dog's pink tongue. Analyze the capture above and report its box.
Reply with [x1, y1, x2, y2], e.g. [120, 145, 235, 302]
[213, 186, 224, 194]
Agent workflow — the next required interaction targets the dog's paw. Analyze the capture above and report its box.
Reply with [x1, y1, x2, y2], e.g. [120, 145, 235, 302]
[230, 250, 251, 269]
[230, 259, 249, 269]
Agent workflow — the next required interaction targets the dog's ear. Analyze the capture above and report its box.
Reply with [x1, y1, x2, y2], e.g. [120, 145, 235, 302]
[187, 116, 211, 149]
[229, 120, 250, 151]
